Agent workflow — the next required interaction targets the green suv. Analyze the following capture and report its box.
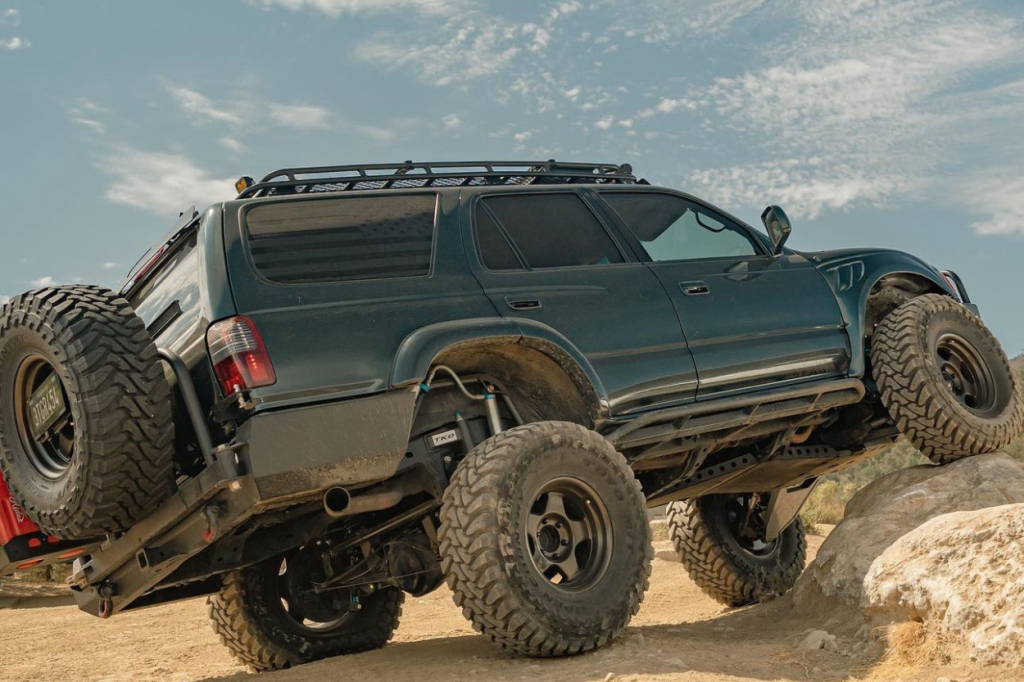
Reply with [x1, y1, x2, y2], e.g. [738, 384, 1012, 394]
[0, 161, 1020, 670]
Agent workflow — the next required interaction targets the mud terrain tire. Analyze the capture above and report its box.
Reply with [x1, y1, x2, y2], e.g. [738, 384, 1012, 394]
[666, 495, 806, 607]
[0, 286, 174, 538]
[439, 421, 652, 657]
[871, 294, 1024, 464]
[209, 557, 404, 672]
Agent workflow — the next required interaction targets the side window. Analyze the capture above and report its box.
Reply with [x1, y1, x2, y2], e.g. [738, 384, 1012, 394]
[475, 206, 524, 271]
[475, 193, 624, 270]
[245, 194, 437, 283]
[602, 192, 761, 262]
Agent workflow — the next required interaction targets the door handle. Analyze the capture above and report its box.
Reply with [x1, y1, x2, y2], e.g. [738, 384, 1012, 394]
[680, 281, 710, 296]
[505, 296, 542, 310]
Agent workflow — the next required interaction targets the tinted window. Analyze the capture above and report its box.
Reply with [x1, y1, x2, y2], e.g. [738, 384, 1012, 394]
[602, 193, 760, 262]
[245, 195, 436, 283]
[477, 193, 623, 269]
[475, 206, 524, 271]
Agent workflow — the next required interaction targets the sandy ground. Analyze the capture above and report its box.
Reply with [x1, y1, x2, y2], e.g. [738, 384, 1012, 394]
[0, 530, 1017, 682]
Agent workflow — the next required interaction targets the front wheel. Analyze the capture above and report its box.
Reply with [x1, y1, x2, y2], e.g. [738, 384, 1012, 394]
[209, 545, 404, 672]
[666, 494, 806, 607]
[439, 421, 652, 657]
[871, 294, 1024, 464]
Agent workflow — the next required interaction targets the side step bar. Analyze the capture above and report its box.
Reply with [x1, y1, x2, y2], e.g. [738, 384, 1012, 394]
[605, 378, 866, 450]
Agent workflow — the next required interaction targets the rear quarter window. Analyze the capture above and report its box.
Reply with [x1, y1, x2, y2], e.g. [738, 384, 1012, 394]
[244, 194, 437, 284]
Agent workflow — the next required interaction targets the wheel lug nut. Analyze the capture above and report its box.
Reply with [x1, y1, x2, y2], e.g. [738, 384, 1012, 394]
[560, 539, 569, 546]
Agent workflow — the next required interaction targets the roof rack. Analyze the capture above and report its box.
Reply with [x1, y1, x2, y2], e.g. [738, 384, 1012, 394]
[235, 160, 636, 199]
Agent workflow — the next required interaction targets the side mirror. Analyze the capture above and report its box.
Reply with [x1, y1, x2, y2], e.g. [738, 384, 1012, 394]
[761, 205, 792, 255]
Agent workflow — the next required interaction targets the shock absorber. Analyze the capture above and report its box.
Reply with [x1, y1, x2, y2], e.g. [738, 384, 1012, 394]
[483, 388, 503, 435]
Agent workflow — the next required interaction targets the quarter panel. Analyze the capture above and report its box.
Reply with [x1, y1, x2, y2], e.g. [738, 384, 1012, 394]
[223, 191, 500, 411]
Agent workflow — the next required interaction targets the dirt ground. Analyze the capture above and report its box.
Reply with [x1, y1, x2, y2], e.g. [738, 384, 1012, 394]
[0, 531, 1018, 682]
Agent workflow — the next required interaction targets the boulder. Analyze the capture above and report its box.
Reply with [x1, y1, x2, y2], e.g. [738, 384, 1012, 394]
[790, 453, 1024, 611]
[863, 503, 1024, 666]
[787, 452, 1024, 665]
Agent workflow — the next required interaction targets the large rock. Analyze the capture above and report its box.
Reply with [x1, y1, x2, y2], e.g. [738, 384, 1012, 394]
[863, 503, 1024, 665]
[787, 453, 1024, 665]
[790, 453, 1024, 612]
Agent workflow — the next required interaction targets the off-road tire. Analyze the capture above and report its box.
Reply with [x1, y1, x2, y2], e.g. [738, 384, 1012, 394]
[871, 294, 1024, 464]
[0, 286, 174, 538]
[666, 496, 806, 607]
[209, 562, 404, 672]
[439, 421, 652, 657]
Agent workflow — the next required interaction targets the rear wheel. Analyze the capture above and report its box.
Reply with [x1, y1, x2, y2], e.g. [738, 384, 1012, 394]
[0, 286, 174, 538]
[209, 545, 404, 672]
[871, 294, 1024, 463]
[666, 494, 806, 607]
[439, 421, 651, 657]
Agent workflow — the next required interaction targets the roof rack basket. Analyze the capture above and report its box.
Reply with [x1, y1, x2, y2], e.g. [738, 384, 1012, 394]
[236, 160, 636, 199]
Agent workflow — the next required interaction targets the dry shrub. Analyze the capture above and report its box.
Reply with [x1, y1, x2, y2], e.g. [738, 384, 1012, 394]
[882, 621, 952, 668]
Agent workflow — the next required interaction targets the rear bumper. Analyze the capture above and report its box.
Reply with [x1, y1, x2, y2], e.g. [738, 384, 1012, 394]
[238, 388, 417, 503]
[70, 387, 418, 618]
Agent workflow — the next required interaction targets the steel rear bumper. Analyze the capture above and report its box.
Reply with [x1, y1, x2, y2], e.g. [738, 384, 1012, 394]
[71, 358, 417, 619]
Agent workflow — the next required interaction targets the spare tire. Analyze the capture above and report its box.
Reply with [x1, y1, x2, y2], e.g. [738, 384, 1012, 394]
[0, 286, 174, 538]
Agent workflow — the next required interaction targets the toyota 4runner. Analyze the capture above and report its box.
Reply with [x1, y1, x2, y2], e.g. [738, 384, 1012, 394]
[0, 160, 1020, 670]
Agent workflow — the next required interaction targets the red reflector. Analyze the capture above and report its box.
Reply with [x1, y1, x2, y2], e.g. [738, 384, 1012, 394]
[133, 245, 168, 286]
[27, 538, 42, 548]
[206, 316, 277, 396]
[16, 559, 44, 570]
[46, 535, 59, 545]
[57, 548, 86, 560]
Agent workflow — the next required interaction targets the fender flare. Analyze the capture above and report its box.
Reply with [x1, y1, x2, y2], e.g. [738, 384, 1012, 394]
[390, 316, 608, 414]
[818, 254, 955, 377]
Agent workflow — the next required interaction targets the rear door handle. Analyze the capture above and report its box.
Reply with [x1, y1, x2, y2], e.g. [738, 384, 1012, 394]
[680, 281, 710, 296]
[505, 296, 542, 310]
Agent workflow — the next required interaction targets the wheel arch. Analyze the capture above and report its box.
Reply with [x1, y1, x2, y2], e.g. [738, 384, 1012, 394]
[391, 317, 607, 427]
[819, 254, 956, 377]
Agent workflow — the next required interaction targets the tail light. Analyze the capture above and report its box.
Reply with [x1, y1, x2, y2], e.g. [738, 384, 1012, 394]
[206, 316, 277, 396]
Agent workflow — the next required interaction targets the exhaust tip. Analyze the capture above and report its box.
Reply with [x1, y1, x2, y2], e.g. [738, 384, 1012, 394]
[323, 487, 351, 517]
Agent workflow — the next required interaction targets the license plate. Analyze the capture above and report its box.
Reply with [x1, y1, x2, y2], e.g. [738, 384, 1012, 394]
[28, 373, 66, 440]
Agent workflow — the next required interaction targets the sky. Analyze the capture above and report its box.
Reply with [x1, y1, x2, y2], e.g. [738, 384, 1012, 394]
[1, 0, 1022, 354]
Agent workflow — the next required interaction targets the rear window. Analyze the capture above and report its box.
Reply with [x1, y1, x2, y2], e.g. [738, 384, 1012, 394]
[245, 194, 437, 283]
[474, 193, 624, 270]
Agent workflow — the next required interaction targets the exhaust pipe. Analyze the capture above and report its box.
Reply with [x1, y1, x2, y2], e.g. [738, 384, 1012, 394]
[323, 479, 409, 518]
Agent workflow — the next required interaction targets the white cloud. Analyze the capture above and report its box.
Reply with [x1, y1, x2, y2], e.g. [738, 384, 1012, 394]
[67, 99, 111, 135]
[99, 148, 234, 216]
[594, 115, 614, 130]
[70, 117, 105, 134]
[442, 114, 461, 128]
[268, 103, 330, 130]
[639, 97, 699, 118]
[513, 131, 532, 142]
[167, 86, 244, 125]
[354, 21, 521, 87]
[30, 276, 56, 288]
[563, 85, 581, 101]
[522, 23, 551, 53]
[962, 172, 1024, 237]
[658, 0, 1024, 220]
[687, 159, 921, 220]
[217, 137, 248, 153]
[607, 0, 766, 42]
[548, 1, 582, 22]
[0, 36, 28, 50]
[1, 9, 19, 26]
[245, 0, 471, 16]
[101, 262, 120, 270]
